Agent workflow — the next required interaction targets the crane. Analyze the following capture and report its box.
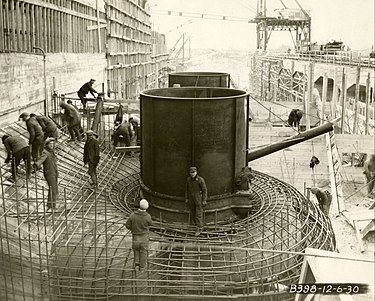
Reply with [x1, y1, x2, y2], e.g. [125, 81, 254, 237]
[153, 0, 311, 51]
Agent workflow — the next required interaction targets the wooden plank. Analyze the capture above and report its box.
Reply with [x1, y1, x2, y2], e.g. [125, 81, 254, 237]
[365, 73, 371, 135]
[0, 0, 4, 50]
[10, 0, 15, 51]
[321, 72, 327, 124]
[354, 221, 365, 252]
[340, 70, 346, 133]
[353, 66, 360, 134]
[30, 4, 35, 49]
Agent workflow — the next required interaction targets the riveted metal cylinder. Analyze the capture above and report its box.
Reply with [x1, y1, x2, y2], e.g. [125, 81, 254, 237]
[168, 72, 230, 88]
[140, 87, 248, 220]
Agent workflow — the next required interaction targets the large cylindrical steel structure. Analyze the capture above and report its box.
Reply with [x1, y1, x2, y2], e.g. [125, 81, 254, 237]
[140, 87, 248, 220]
[168, 72, 230, 88]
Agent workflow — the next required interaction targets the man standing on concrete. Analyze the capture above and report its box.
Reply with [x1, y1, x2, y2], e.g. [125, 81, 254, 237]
[30, 113, 58, 140]
[2, 135, 31, 182]
[185, 166, 208, 236]
[59, 101, 83, 142]
[34, 138, 58, 211]
[310, 187, 332, 216]
[125, 199, 153, 271]
[78, 79, 98, 110]
[83, 130, 100, 188]
[19, 112, 44, 161]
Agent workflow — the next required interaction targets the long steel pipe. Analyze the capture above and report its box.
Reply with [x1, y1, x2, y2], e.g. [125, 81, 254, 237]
[247, 118, 340, 162]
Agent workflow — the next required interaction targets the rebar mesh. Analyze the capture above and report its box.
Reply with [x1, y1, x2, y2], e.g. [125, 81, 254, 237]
[0, 119, 335, 301]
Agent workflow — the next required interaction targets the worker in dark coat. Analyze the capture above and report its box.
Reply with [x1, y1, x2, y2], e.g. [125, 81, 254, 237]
[125, 199, 153, 271]
[2, 135, 31, 182]
[83, 130, 100, 187]
[112, 120, 132, 156]
[129, 117, 141, 146]
[19, 112, 44, 161]
[59, 101, 82, 142]
[34, 138, 58, 211]
[310, 187, 332, 216]
[288, 109, 303, 130]
[185, 166, 208, 236]
[363, 154, 375, 195]
[235, 166, 254, 192]
[78, 79, 98, 110]
[30, 113, 58, 140]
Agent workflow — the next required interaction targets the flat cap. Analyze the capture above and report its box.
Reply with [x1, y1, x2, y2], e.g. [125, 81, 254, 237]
[189, 167, 197, 172]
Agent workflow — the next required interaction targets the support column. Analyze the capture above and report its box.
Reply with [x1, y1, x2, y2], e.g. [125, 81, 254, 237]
[365, 73, 371, 135]
[321, 72, 328, 125]
[332, 68, 338, 118]
[306, 63, 314, 130]
[340, 70, 347, 134]
[353, 66, 360, 134]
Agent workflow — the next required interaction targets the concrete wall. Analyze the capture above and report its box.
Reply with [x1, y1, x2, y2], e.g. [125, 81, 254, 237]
[0, 53, 106, 127]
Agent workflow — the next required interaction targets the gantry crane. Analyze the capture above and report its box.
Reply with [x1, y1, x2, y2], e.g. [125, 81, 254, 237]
[152, 0, 311, 52]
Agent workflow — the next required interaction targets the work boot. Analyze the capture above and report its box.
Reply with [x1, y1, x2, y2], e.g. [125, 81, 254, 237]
[195, 228, 202, 236]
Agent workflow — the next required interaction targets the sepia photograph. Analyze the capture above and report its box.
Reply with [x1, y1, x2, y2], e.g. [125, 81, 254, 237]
[0, 0, 374, 300]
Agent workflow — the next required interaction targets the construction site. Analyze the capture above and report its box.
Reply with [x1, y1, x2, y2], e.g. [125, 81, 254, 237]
[0, 0, 374, 300]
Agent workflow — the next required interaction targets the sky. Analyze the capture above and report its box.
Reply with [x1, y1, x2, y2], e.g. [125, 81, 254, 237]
[147, 0, 374, 52]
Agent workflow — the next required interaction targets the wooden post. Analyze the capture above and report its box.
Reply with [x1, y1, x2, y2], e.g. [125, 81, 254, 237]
[0, 0, 3, 49]
[91, 94, 104, 133]
[365, 73, 371, 135]
[96, 0, 101, 52]
[260, 61, 264, 101]
[331, 68, 338, 118]
[290, 61, 294, 101]
[353, 65, 360, 134]
[340, 71, 346, 134]
[321, 72, 328, 125]
[306, 63, 313, 130]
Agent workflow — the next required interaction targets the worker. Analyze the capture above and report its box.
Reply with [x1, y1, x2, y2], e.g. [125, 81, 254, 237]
[235, 166, 254, 192]
[30, 113, 58, 140]
[67, 99, 79, 111]
[77, 79, 98, 110]
[310, 187, 332, 216]
[363, 154, 375, 195]
[114, 104, 124, 125]
[288, 109, 303, 130]
[2, 135, 31, 182]
[129, 117, 141, 146]
[185, 166, 208, 236]
[19, 112, 44, 161]
[112, 120, 132, 156]
[59, 101, 83, 142]
[125, 199, 153, 272]
[34, 138, 58, 211]
[83, 130, 100, 188]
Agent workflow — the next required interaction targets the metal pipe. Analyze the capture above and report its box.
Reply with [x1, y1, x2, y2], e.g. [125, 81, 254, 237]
[33, 47, 47, 115]
[247, 118, 341, 162]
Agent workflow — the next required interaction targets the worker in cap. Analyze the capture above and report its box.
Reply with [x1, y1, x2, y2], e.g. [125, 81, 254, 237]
[19, 112, 44, 161]
[83, 129, 100, 187]
[125, 199, 153, 272]
[59, 101, 83, 142]
[185, 166, 208, 236]
[77, 79, 98, 110]
[310, 187, 332, 216]
[2, 134, 32, 182]
[111, 120, 132, 156]
[34, 138, 58, 211]
[30, 113, 58, 141]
